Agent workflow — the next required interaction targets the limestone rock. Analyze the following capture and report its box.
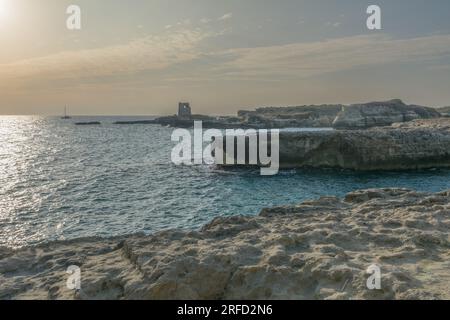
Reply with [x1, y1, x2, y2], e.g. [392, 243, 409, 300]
[220, 118, 450, 171]
[333, 99, 440, 129]
[1, 188, 450, 300]
[238, 105, 342, 128]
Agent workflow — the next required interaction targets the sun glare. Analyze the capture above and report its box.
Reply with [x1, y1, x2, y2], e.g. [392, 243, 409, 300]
[0, 0, 10, 21]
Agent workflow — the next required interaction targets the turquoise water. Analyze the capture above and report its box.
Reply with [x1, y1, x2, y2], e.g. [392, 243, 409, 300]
[1, 116, 450, 248]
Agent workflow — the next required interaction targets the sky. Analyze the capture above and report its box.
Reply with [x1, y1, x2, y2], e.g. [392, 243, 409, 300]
[0, 0, 450, 115]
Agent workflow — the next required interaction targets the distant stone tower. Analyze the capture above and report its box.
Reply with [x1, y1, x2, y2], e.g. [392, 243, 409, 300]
[178, 102, 191, 120]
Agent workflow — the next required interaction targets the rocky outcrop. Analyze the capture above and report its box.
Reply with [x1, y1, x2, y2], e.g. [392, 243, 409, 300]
[436, 106, 450, 117]
[1, 188, 450, 300]
[121, 115, 252, 129]
[147, 105, 342, 129]
[238, 105, 342, 128]
[123, 100, 442, 129]
[75, 122, 101, 126]
[220, 118, 450, 171]
[332, 99, 440, 129]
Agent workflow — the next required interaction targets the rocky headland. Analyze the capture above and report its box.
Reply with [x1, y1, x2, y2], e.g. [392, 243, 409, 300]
[237, 104, 342, 128]
[333, 99, 440, 129]
[140, 99, 442, 129]
[219, 118, 450, 171]
[1, 188, 450, 300]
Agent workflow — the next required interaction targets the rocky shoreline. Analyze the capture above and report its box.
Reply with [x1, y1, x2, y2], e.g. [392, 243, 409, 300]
[1, 188, 450, 300]
[219, 118, 450, 171]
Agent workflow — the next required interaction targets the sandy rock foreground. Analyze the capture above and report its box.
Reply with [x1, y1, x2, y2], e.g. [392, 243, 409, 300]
[1, 188, 450, 300]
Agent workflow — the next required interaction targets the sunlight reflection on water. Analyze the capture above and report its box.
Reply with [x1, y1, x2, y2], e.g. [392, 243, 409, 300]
[1, 116, 450, 248]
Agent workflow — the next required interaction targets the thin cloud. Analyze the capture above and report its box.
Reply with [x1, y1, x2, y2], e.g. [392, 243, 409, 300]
[326, 22, 341, 28]
[1, 32, 450, 90]
[218, 13, 233, 21]
[209, 34, 450, 80]
[0, 29, 213, 86]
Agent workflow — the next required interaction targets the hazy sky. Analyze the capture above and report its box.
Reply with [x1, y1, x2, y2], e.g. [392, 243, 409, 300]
[1, 0, 450, 115]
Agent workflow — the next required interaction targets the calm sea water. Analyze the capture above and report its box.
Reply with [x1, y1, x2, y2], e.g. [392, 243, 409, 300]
[1, 116, 450, 248]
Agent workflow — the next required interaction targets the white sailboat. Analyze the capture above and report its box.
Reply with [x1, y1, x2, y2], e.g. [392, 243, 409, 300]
[61, 106, 71, 119]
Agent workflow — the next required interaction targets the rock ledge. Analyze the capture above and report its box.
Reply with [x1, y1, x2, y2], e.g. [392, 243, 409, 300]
[1, 188, 450, 300]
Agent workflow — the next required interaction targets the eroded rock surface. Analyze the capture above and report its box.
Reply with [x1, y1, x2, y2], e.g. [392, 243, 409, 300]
[1, 188, 450, 300]
[253, 118, 450, 170]
[238, 105, 342, 128]
[333, 99, 440, 129]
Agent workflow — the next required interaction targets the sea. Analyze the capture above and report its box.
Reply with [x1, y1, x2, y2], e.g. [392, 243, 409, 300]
[1, 116, 450, 248]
